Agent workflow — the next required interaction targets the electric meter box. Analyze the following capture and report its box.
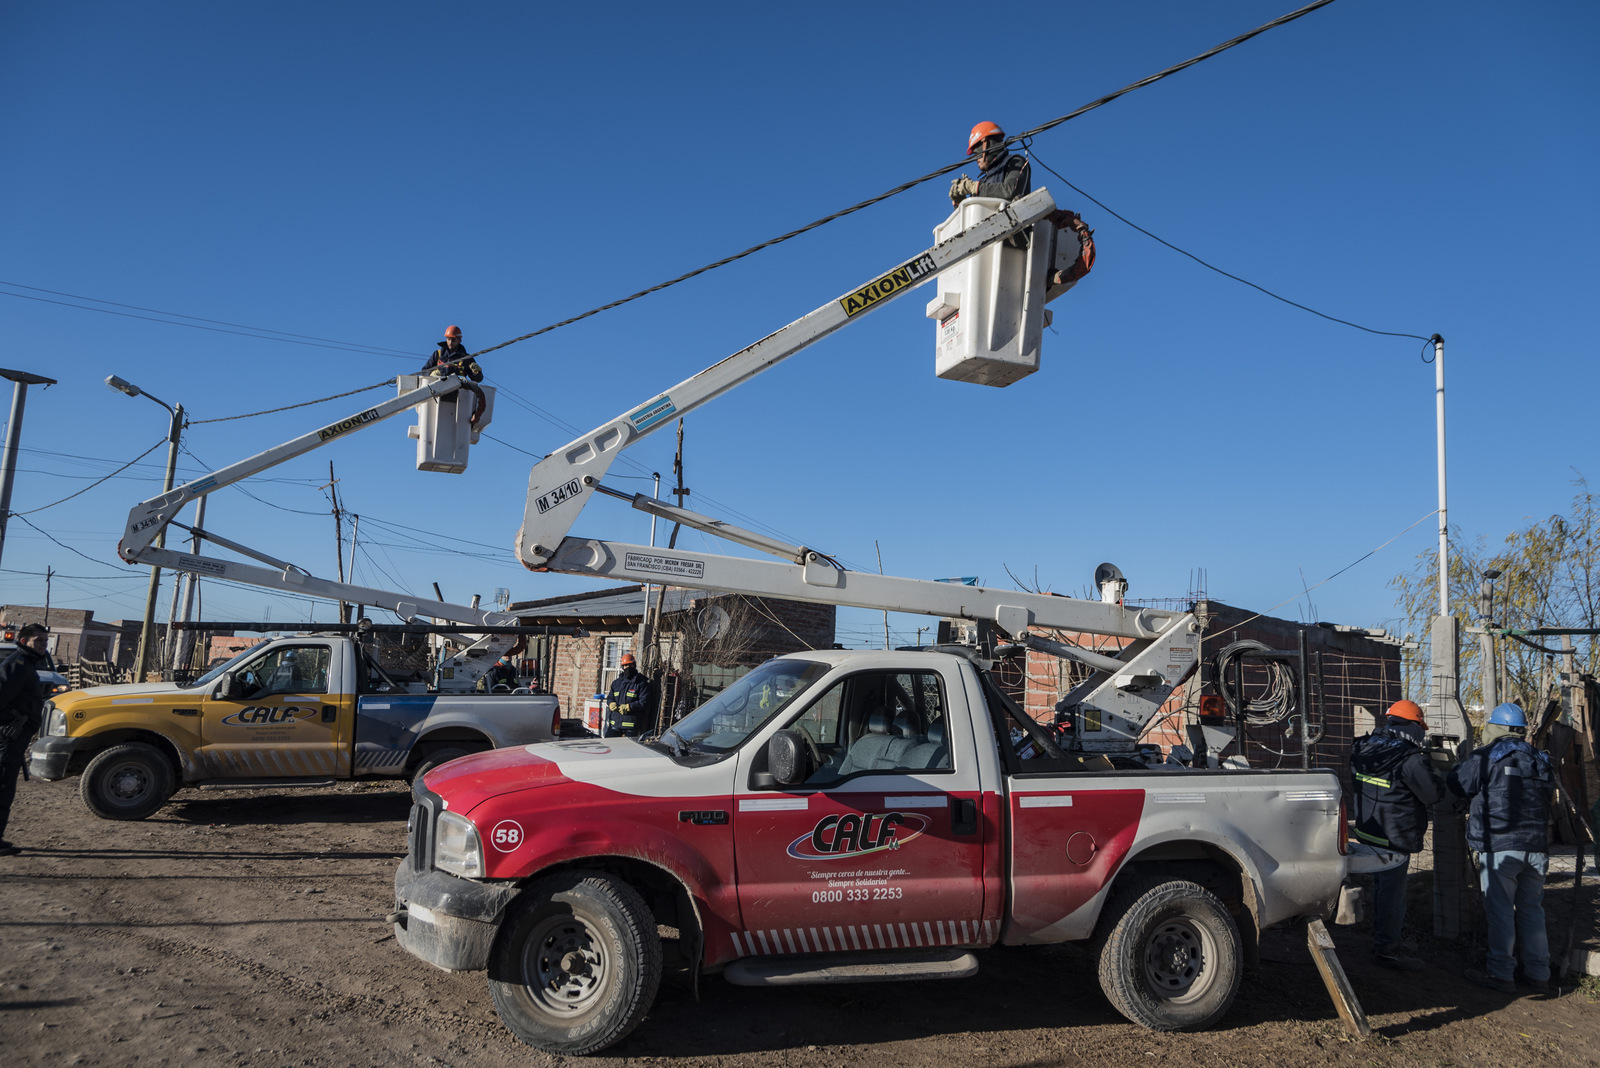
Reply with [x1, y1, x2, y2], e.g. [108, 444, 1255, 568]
[400, 374, 496, 473]
[926, 197, 1053, 388]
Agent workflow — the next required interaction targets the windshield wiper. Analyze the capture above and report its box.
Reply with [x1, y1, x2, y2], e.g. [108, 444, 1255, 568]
[660, 728, 690, 759]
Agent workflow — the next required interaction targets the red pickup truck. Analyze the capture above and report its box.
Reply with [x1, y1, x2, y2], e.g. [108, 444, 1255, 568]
[392, 649, 1347, 1055]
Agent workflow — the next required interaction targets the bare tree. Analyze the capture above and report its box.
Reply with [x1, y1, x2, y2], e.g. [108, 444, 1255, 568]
[1390, 479, 1598, 714]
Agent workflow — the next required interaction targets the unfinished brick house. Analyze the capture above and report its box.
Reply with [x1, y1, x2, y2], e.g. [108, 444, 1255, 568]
[510, 585, 836, 728]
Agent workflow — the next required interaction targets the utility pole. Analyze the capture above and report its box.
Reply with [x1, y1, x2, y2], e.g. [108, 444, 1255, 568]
[876, 540, 889, 649]
[1423, 333, 1471, 941]
[135, 399, 183, 683]
[0, 368, 57, 569]
[327, 461, 349, 625]
[172, 495, 207, 675]
[43, 566, 53, 627]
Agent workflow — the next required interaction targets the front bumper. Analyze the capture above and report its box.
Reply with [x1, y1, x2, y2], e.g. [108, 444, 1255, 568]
[26, 735, 78, 780]
[392, 853, 520, 972]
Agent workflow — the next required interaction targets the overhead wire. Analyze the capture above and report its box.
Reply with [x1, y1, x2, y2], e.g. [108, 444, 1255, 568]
[1027, 152, 1430, 342]
[0, 280, 419, 358]
[468, 0, 1343, 360]
[188, 378, 395, 425]
[8, 438, 167, 515]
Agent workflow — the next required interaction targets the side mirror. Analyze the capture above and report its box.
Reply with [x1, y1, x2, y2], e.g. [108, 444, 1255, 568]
[767, 729, 812, 788]
[215, 675, 240, 700]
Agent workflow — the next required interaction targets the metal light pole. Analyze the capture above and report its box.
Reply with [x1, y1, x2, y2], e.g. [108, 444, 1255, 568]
[0, 368, 59, 569]
[108, 375, 183, 683]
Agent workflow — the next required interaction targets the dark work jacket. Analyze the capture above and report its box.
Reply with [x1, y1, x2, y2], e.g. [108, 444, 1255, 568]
[0, 646, 48, 736]
[604, 669, 655, 736]
[1350, 721, 1443, 853]
[1447, 737, 1556, 853]
[975, 151, 1031, 201]
[422, 342, 484, 383]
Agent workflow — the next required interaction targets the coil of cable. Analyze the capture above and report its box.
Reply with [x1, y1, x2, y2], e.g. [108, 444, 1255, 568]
[1213, 639, 1297, 725]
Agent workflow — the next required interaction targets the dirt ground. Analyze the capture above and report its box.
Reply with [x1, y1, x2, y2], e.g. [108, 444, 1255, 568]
[2, 774, 1596, 1068]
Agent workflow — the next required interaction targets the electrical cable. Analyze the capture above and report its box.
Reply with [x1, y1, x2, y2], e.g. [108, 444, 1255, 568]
[0, 279, 419, 358]
[187, 378, 395, 425]
[1214, 639, 1298, 725]
[1028, 152, 1430, 343]
[0, 283, 418, 359]
[469, 0, 1343, 361]
[8, 514, 134, 571]
[8, 438, 167, 515]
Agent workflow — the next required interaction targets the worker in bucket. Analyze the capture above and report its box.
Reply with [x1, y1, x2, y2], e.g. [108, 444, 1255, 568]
[948, 121, 1031, 206]
[1349, 699, 1443, 971]
[422, 325, 483, 383]
[1448, 702, 1557, 995]
[604, 653, 655, 737]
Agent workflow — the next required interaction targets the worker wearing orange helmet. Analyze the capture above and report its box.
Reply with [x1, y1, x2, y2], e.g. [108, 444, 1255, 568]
[948, 121, 1031, 207]
[1349, 698, 1444, 971]
[603, 652, 655, 737]
[422, 324, 483, 383]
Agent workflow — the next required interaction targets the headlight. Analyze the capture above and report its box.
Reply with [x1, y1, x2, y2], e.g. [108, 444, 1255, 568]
[45, 703, 67, 737]
[433, 811, 484, 878]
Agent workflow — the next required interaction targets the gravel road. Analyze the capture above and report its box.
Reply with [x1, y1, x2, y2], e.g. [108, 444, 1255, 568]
[1, 774, 1594, 1067]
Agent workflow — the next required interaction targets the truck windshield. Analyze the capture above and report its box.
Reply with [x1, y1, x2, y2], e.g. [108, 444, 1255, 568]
[661, 658, 829, 756]
[183, 644, 265, 689]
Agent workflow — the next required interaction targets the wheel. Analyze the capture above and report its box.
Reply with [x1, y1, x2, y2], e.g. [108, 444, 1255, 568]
[488, 870, 662, 1055]
[1095, 877, 1242, 1031]
[80, 743, 175, 821]
[409, 745, 480, 785]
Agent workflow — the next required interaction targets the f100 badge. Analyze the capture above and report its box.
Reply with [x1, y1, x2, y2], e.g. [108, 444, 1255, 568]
[788, 811, 929, 861]
[220, 706, 318, 727]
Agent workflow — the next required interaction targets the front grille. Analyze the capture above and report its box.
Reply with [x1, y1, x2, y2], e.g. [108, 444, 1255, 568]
[410, 779, 443, 871]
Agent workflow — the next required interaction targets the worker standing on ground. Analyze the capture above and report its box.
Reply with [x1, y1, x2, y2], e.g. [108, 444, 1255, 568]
[1447, 702, 1557, 994]
[0, 624, 51, 857]
[949, 121, 1031, 206]
[422, 325, 483, 383]
[1350, 698, 1444, 971]
[604, 653, 654, 737]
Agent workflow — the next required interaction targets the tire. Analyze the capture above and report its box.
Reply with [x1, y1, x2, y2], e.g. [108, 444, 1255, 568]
[79, 743, 175, 821]
[1095, 877, 1242, 1031]
[488, 870, 662, 1056]
[409, 745, 480, 785]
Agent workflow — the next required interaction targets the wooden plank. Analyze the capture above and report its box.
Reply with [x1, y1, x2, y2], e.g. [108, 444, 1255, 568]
[1306, 918, 1371, 1039]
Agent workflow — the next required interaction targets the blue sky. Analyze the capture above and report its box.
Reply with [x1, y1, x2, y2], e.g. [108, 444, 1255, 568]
[2, 0, 1595, 650]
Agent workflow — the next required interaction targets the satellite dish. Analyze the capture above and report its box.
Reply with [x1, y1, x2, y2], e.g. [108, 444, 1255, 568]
[697, 605, 731, 640]
[1094, 562, 1128, 604]
[1093, 563, 1125, 588]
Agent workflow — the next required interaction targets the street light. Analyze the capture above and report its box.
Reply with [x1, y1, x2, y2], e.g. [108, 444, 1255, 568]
[107, 375, 184, 682]
[0, 367, 58, 569]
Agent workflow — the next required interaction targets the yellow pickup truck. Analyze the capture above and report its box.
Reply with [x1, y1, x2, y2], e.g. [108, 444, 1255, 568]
[28, 633, 560, 820]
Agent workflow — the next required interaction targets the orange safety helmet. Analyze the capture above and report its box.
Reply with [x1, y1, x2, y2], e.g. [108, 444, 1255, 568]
[968, 121, 1004, 155]
[1386, 699, 1428, 728]
[444, 324, 462, 339]
[620, 652, 636, 666]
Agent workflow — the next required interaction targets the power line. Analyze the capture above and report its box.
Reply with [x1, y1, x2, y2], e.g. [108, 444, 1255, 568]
[8, 437, 167, 516]
[187, 378, 394, 425]
[7, 513, 132, 571]
[470, 0, 1342, 360]
[0, 279, 418, 358]
[1028, 152, 1430, 343]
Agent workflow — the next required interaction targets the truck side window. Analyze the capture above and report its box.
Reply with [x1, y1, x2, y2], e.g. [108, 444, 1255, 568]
[799, 671, 952, 784]
[237, 645, 332, 699]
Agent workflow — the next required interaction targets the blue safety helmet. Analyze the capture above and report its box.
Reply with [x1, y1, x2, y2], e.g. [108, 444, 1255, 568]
[1488, 702, 1526, 728]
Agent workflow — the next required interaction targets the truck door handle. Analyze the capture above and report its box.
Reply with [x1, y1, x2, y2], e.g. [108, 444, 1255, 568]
[322, 705, 337, 723]
[950, 797, 978, 836]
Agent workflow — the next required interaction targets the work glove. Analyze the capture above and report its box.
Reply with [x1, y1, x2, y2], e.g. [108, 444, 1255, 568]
[949, 175, 979, 203]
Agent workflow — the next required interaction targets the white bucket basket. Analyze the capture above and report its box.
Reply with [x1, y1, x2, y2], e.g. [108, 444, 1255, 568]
[926, 197, 1053, 388]
[399, 374, 496, 473]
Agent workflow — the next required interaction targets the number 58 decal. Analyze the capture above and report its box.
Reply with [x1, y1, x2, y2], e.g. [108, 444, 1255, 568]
[490, 820, 524, 852]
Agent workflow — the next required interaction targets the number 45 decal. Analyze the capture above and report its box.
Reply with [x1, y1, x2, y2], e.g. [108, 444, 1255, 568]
[490, 820, 524, 852]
